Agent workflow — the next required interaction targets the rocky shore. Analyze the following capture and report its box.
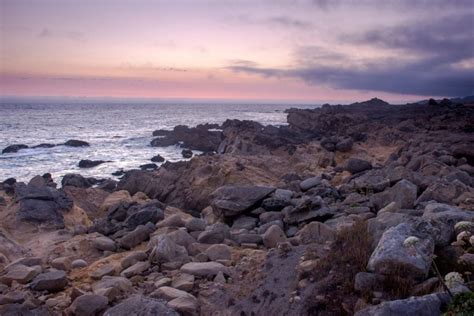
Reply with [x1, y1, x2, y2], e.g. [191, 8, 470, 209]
[0, 98, 473, 315]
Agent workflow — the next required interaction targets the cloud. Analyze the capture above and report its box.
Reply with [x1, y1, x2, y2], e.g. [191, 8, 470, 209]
[228, 12, 474, 96]
[37, 28, 85, 41]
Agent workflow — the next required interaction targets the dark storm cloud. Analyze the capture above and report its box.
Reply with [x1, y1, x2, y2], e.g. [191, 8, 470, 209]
[229, 12, 474, 97]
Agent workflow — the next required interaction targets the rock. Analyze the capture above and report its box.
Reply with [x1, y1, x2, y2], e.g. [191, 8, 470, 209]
[93, 236, 116, 252]
[299, 177, 321, 191]
[185, 218, 207, 232]
[172, 273, 195, 291]
[151, 154, 165, 163]
[336, 137, 354, 152]
[91, 264, 117, 279]
[121, 251, 147, 269]
[262, 225, 287, 248]
[259, 212, 284, 225]
[345, 158, 372, 174]
[180, 262, 227, 277]
[30, 270, 68, 292]
[261, 197, 290, 212]
[124, 204, 164, 230]
[197, 223, 230, 244]
[92, 276, 132, 299]
[64, 140, 90, 147]
[121, 261, 150, 278]
[367, 223, 434, 279]
[103, 295, 179, 316]
[61, 174, 95, 188]
[168, 296, 198, 315]
[232, 216, 258, 230]
[0, 264, 39, 285]
[205, 244, 231, 261]
[2, 144, 28, 154]
[155, 277, 172, 288]
[71, 259, 88, 269]
[78, 160, 106, 168]
[118, 225, 152, 250]
[295, 222, 336, 244]
[149, 235, 189, 264]
[156, 214, 186, 228]
[354, 272, 386, 293]
[152, 286, 195, 301]
[372, 179, 418, 211]
[140, 163, 158, 170]
[100, 190, 132, 212]
[181, 149, 193, 158]
[210, 185, 275, 217]
[416, 179, 469, 205]
[69, 294, 108, 316]
[355, 291, 451, 316]
[51, 257, 72, 271]
[166, 229, 196, 249]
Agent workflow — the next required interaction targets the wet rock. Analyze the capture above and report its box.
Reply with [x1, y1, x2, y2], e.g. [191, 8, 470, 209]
[30, 270, 68, 292]
[180, 262, 227, 277]
[139, 163, 158, 170]
[345, 158, 373, 174]
[151, 154, 165, 163]
[2, 144, 29, 154]
[61, 174, 96, 188]
[367, 223, 434, 279]
[78, 160, 106, 168]
[64, 140, 90, 147]
[69, 294, 108, 316]
[103, 295, 179, 316]
[210, 185, 275, 217]
[181, 149, 193, 158]
[262, 225, 287, 248]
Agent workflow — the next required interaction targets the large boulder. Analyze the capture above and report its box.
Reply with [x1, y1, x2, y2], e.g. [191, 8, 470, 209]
[371, 179, 418, 211]
[14, 182, 73, 228]
[210, 185, 275, 217]
[367, 223, 434, 279]
[151, 124, 223, 152]
[103, 295, 179, 316]
[61, 174, 96, 188]
[123, 203, 164, 231]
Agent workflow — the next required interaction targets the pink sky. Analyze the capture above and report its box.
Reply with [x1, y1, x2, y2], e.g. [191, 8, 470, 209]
[1, 0, 472, 103]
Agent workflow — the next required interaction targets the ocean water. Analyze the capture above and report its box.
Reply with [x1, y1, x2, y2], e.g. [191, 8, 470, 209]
[0, 102, 316, 183]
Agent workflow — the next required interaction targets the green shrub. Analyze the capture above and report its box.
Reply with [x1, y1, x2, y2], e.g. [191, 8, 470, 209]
[444, 292, 474, 316]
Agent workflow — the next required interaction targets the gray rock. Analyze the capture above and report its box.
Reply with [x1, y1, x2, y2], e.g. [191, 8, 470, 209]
[69, 294, 108, 316]
[103, 295, 178, 316]
[211, 185, 275, 216]
[180, 262, 226, 277]
[372, 179, 418, 211]
[345, 158, 372, 174]
[355, 292, 451, 316]
[152, 286, 195, 301]
[64, 139, 90, 147]
[232, 216, 258, 230]
[354, 272, 386, 293]
[91, 264, 116, 279]
[30, 270, 68, 292]
[416, 179, 469, 205]
[197, 223, 230, 244]
[92, 276, 132, 297]
[205, 244, 232, 261]
[2, 144, 28, 154]
[295, 222, 336, 244]
[71, 259, 88, 269]
[156, 214, 186, 228]
[166, 229, 196, 249]
[93, 236, 116, 252]
[262, 225, 287, 248]
[273, 189, 293, 201]
[120, 251, 147, 269]
[0, 264, 39, 285]
[259, 211, 284, 224]
[118, 225, 152, 249]
[168, 296, 198, 315]
[367, 223, 434, 279]
[124, 204, 164, 230]
[149, 235, 189, 264]
[171, 273, 195, 292]
[185, 218, 207, 232]
[121, 261, 150, 278]
[299, 177, 321, 191]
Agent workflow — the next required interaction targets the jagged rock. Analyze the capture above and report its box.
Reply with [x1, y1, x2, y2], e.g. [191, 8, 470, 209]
[180, 262, 227, 277]
[151, 154, 165, 163]
[61, 174, 96, 188]
[181, 149, 193, 158]
[416, 179, 470, 205]
[166, 229, 196, 249]
[69, 294, 108, 316]
[345, 158, 372, 174]
[30, 270, 68, 292]
[103, 295, 178, 316]
[371, 179, 418, 211]
[367, 223, 434, 278]
[210, 185, 275, 217]
[123, 203, 164, 230]
[262, 225, 287, 248]
[149, 235, 189, 264]
[185, 218, 207, 232]
[140, 163, 158, 170]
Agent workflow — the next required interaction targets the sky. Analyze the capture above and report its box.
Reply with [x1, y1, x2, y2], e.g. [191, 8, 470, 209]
[1, 0, 473, 103]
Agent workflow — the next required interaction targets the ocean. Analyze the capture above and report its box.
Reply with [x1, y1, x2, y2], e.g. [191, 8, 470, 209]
[0, 102, 316, 183]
